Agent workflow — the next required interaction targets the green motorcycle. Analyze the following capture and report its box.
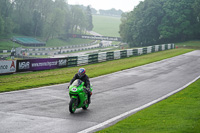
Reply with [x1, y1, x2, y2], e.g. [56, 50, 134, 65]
[68, 79, 92, 113]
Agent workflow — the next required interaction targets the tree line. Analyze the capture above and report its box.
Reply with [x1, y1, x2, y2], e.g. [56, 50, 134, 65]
[120, 0, 200, 47]
[78, 6, 124, 17]
[0, 0, 93, 41]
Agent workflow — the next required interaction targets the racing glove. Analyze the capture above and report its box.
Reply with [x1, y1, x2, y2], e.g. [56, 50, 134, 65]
[86, 87, 92, 95]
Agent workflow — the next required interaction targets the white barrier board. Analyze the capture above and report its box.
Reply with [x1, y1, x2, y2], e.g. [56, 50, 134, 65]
[0, 60, 16, 74]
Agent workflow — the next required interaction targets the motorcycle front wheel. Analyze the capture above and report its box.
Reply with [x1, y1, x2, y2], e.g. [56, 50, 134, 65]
[69, 98, 77, 113]
[82, 100, 89, 110]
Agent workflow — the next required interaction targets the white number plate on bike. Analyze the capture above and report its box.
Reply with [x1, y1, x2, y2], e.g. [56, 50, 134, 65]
[72, 88, 77, 91]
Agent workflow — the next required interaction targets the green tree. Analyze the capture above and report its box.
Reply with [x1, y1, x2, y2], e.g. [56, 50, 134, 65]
[43, 0, 67, 41]
[0, 0, 14, 36]
[0, 0, 93, 41]
[120, 0, 164, 46]
[86, 6, 93, 31]
[192, 0, 200, 38]
[32, 11, 43, 37]
[119, 12, 133, 44]
[158, 0, 196, 42]
[70, 5, 87, 33]
[120, 0, 200, 47]
[4, 17, 14, 36]
[0, 16, 4, 36]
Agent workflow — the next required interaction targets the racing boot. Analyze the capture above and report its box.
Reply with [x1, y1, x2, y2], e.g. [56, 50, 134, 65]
[88, 94, 91, 104]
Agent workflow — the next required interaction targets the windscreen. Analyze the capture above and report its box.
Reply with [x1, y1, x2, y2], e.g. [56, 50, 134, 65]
[71, 79, 82, 87]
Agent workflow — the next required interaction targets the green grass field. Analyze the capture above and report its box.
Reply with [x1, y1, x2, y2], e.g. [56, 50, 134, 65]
[46, 38, 93, 47]
[97, 78, 200, 133]
[93, 15, 121, 37]
[0, 15, 120, 50]
[0, 40, 21, 50]
[175, 40, 200, 49]
[0, 49, 192, 93]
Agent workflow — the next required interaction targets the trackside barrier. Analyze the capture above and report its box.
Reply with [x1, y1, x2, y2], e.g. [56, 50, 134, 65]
[106, 52, 114, 61]
[155, 45, 159, 52]
[98, 52, 107, 62]
[120, 50, 127, 58]
[114, 50, 120, 59]
[165, 44, 168, 50]
[88, 54, 98, 64]
[78, 55, 88, 66]
[159, 45, 162, 51]
[127, 49, 133, 57]
[25, 41, 97, 52]
[133, 49, 138, 56]
[173, 44, 175, 49]
[138, 48, 143, 55]
[152, 46, 155, 53]
[162, 44, 165, 51]
[143, 48, 147, 54]
[168, 44, 171, 49]
[16, 58, 68, 72]
[68, 56, 77, 67]
[0, 60, 16, 74]
[147, 46, 152, 54]
[0, 44, 175, 74]
[0, 50, 11, 53]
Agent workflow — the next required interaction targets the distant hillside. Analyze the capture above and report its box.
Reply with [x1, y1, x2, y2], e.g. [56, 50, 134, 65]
[92, 15, 121, 37]
[97, 8, 123, 17]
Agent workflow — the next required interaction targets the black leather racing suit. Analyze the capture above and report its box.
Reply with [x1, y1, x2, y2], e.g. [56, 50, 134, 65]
[70, 73, 90, 89]
[69, 73, 91, 103]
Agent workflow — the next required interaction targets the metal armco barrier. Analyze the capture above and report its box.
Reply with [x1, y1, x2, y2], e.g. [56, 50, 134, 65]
[152, 46, 155, 53]
[133, 49, 138, 56]
[155, 45, 159, 52]
[0, 44, 175, 74]
[98, 52, 107, 62]
[114, 51, 120, 59]
[106, 52, 114, 61]
[138, 48, 143, 55]
[88, 54, 98, 64]
[147, 46, 152, 54]
[68, 56, 78, 67]
[78, 55, 88, 66]
[0, 50, 11, 53]
[120, 50, 127, 58]
[143, 48, 147, 54]
[159, 45, 162, 51]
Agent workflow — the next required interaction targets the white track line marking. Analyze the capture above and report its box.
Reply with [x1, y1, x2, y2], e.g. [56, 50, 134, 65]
[78, 75, 200, 133]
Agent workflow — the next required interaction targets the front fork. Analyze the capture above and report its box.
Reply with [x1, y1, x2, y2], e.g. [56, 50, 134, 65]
[70, 96, 79, 106]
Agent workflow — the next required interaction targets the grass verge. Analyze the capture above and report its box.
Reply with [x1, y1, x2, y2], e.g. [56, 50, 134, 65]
[0, 49, 193, 93]
[96, 78, 200, 133]
[175, 40, 200, 49]
[0, 38, 94, 51]
[0, 40, 21, 50]
[46, 38, 94, 47]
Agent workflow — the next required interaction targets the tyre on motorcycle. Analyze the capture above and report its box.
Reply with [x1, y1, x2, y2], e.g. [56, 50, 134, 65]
[69, 98, 77, 113]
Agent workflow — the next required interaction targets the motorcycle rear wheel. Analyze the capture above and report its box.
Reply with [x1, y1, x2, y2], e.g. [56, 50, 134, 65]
[69, 98, 77, 113]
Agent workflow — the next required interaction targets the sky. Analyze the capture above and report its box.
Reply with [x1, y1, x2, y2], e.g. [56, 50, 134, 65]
[67, 0, 144, 12]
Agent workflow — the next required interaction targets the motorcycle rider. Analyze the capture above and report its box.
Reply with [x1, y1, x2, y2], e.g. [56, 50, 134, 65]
[69, 68, 91, 104]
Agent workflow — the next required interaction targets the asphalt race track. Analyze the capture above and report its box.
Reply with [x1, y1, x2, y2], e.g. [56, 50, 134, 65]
[0, 50, 200, 133]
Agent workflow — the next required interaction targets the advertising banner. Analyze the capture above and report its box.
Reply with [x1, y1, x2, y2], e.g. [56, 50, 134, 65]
[0, 60, 16, 74]
[17, 58, 68, 72]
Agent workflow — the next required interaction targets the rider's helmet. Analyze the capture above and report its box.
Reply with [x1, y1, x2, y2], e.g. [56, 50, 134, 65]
[78, 68, 86, 78]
